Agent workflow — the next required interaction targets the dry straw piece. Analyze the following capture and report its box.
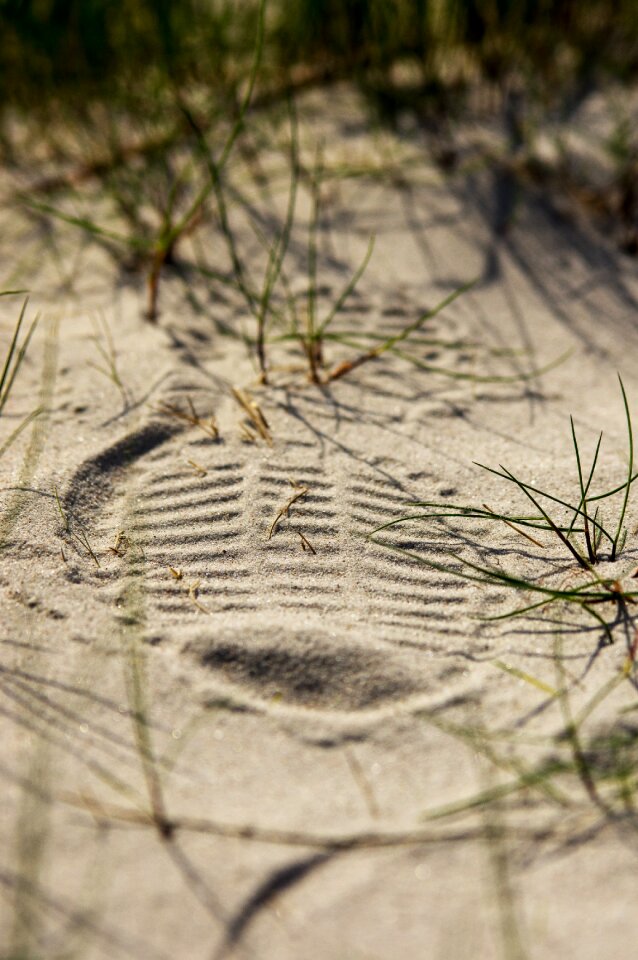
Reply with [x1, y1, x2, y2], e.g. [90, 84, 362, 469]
[268, 480, 309, 539]
[232, 386, 272, 445]
[157, 396, 219, 440]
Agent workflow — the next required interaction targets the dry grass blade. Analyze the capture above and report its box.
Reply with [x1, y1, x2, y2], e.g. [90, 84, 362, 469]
[186, 458, 208, 477]
[108, 531, 129, 557]
[482, 503, 546, 548]
[238, 421, 258, 443]
[108, 530, 145, 560]
[268, 480, 309, 539]
[156, 397, 219, 439]
[187, 579, 210, 614]
[232, 387, 272, 444]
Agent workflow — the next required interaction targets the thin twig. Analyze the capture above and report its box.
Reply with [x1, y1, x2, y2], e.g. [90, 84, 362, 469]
[297, 530, 316, 554]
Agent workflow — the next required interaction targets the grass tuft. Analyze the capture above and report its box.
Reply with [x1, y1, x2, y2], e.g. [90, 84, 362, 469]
[370, 378, 638, 642]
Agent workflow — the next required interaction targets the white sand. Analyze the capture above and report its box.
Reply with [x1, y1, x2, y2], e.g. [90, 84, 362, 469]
[1, 86, 638, 959]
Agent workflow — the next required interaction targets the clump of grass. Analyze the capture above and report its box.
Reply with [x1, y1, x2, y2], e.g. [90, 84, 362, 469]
[25, 0, 266, 323]
[259, 160, 566, 384]
[0, 295, 42, 459]
[293, 147, 374, 384]
[370, 377, 638, 643]
[6, 1, 638, 118]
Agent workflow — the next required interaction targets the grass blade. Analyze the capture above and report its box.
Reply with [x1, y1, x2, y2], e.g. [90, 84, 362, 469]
[497, 464, 590, 569]
[0, 301, 39, 416]
[567, 429, 602, 540]
[317, 235, 375, 336]
[255, 97, 299, 381]
[0, 299, 28, 410]
[394, 347, 572, 383]
[611, 375, 633, 560]
[570, 416, 595, 561]
[0, 407, 43, 459]
[474, 462, 615, 550]
[326, 280, 474, 382]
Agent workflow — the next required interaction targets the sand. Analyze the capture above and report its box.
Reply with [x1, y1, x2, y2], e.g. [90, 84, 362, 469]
[1, 86, 638, 959]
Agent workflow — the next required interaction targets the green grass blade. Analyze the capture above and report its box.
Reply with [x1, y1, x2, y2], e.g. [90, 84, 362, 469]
[217, 0, 266, 171]
[497, 464, 590, 569]
[325, 282, 476, 381]
[475, 461, 615, 548]
[168, 0, 266, 246]
[479, 595, 564, 622]
[567, 429, 602, 541]
[369, 507, 577, 536]
[305, 146, 322, 375]
[0, 302, 39, 417]
[570, 416, 595, 561]
[0, 298, 28, 410]
[25, 200, 146, 251]
[586, 471, 638, 503]
[394, 347, 572, 383]
[492, 660, 558, 696]
[373, 279, 476, 357]
[317, 235, 375, 336]
[255, 98, 299, 378]
[0, 406, 43, 459]
[1, 313, 39, 413]
[368, 535, 610, 600]
[580, 604, 613, 644]
[611, 375, 633, 560]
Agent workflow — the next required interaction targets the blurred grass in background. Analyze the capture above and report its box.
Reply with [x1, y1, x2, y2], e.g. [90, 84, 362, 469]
[1, 0, 637, 322]
[1, 0, 638, 118]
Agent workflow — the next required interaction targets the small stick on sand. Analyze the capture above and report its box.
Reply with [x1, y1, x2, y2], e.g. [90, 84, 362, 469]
[297, 531, 316, 554]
